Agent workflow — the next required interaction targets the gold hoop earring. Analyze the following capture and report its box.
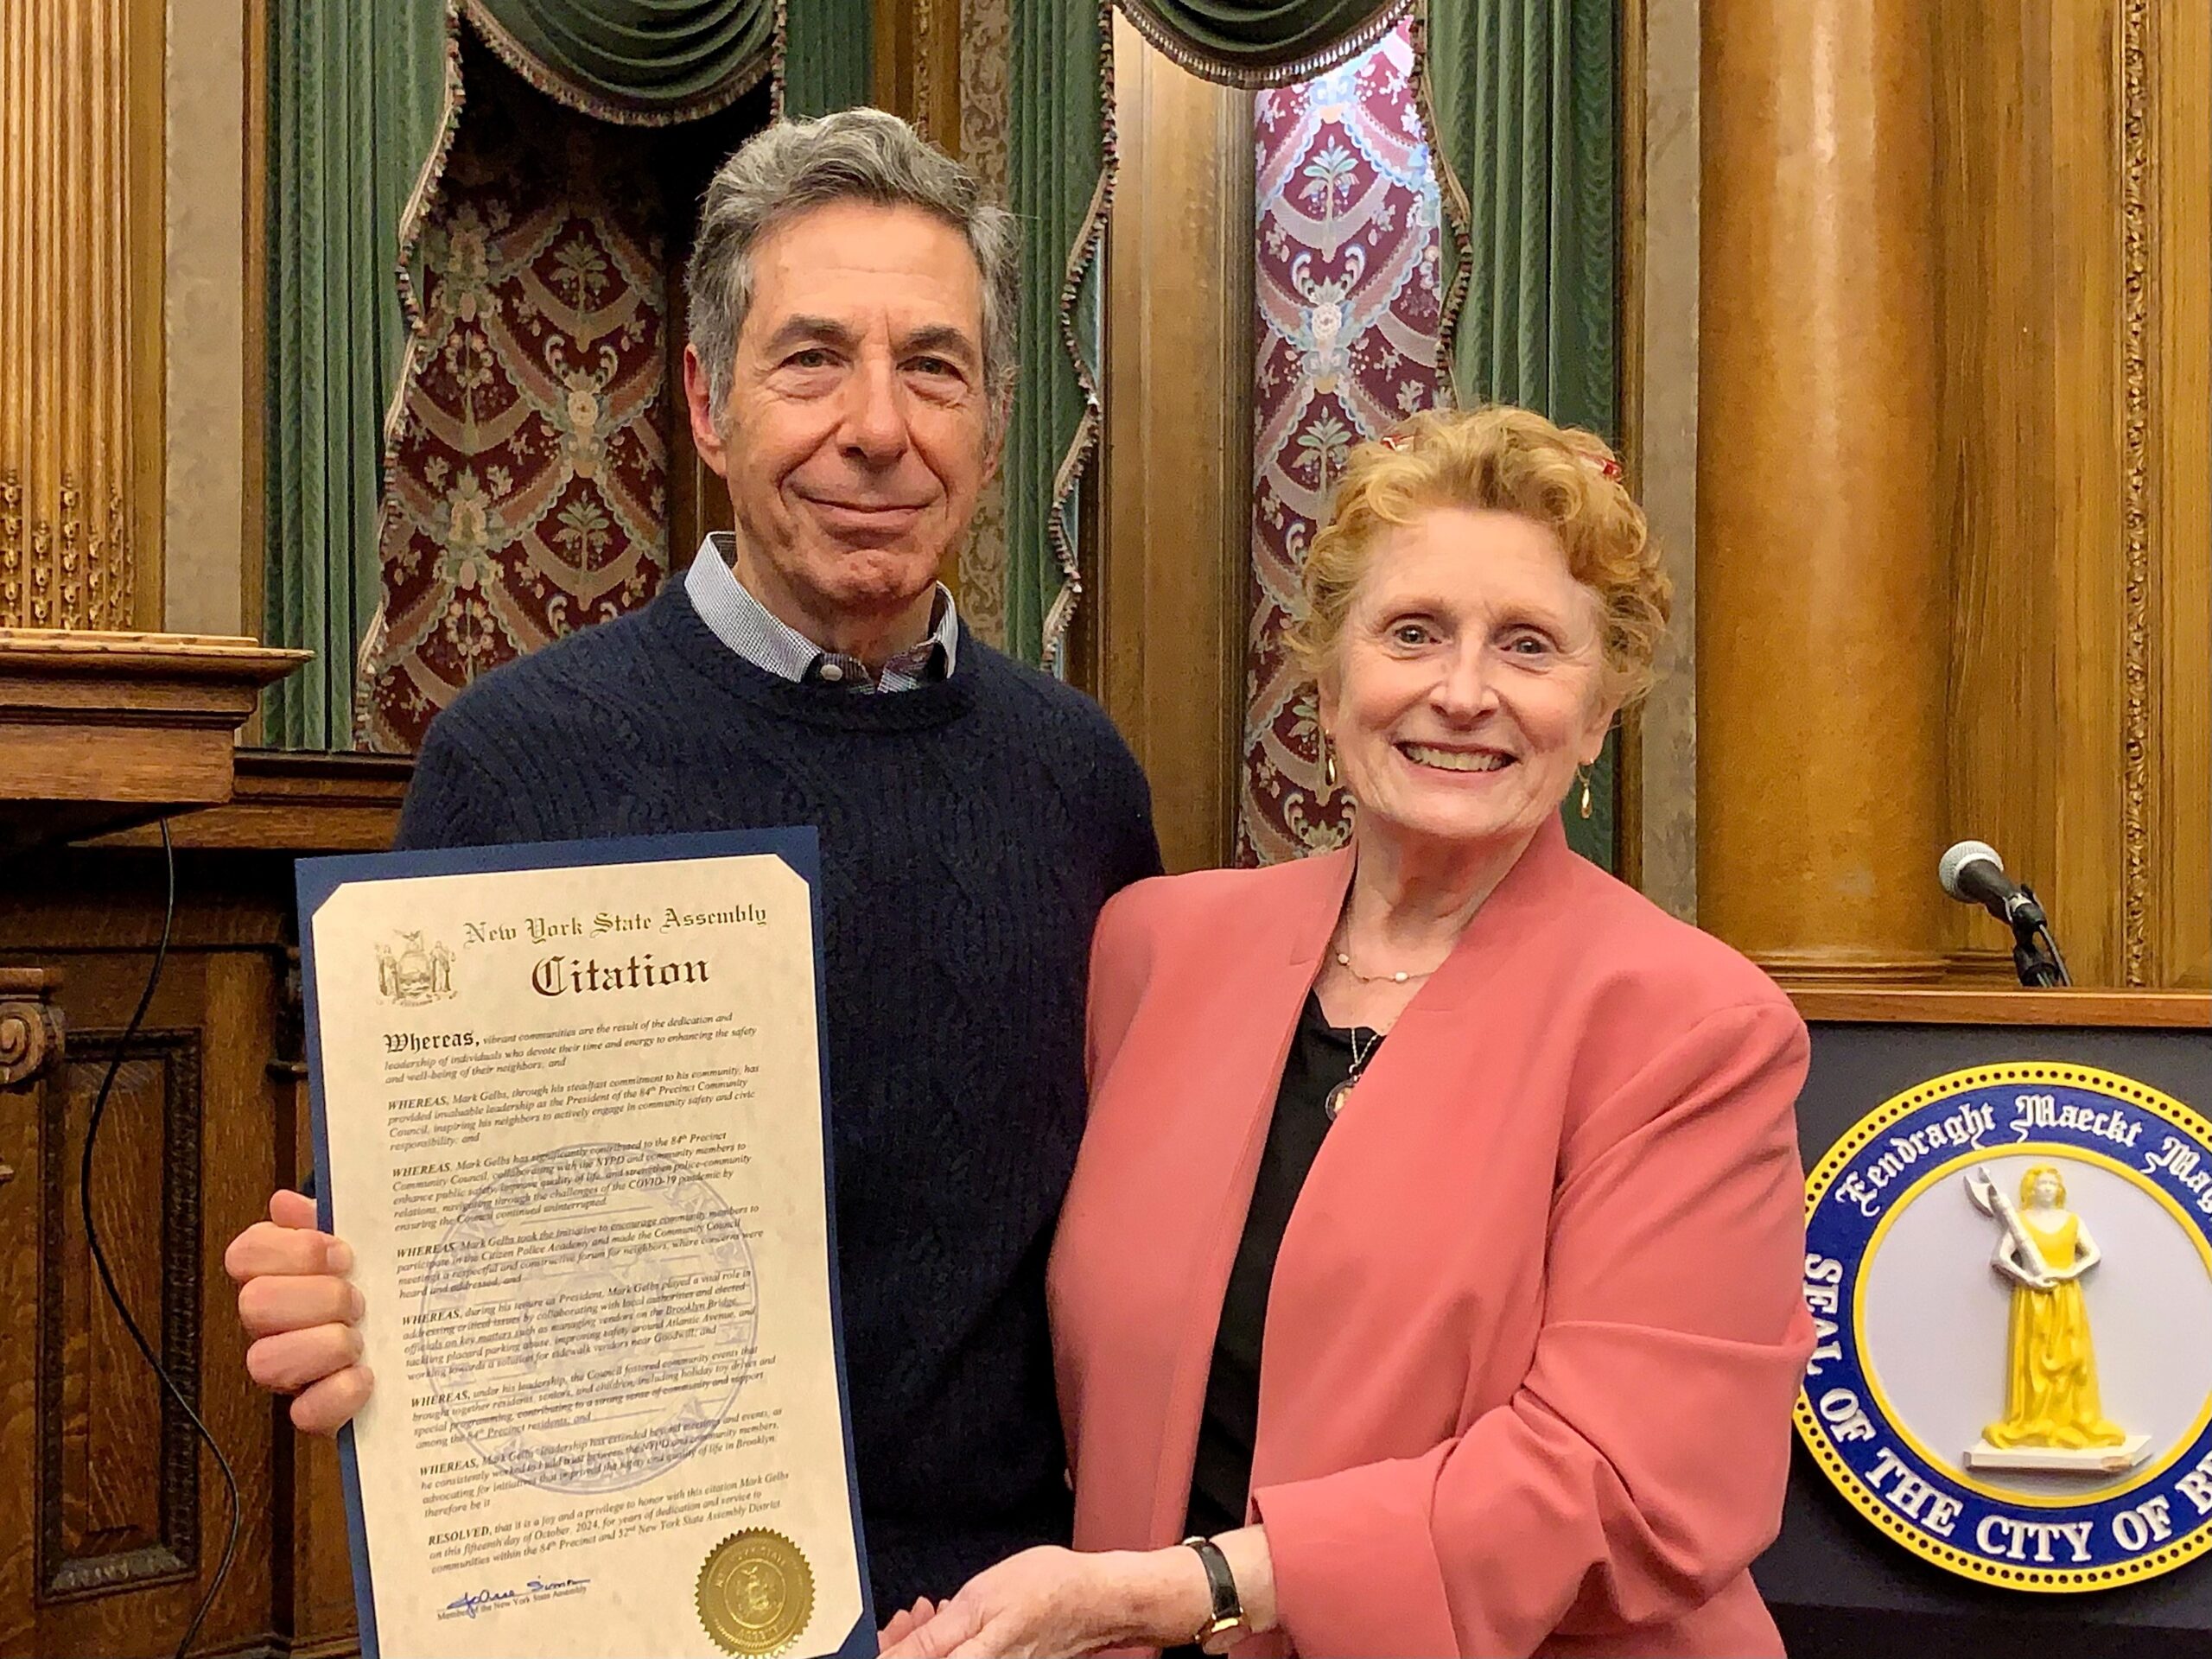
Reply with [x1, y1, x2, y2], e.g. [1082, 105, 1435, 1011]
[1576, 767, 1593, 820]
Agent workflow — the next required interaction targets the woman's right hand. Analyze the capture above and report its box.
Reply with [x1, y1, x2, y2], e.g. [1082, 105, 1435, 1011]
[224, 1189, 373, 1433]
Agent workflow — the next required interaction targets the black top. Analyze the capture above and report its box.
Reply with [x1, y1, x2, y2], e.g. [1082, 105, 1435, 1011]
[1185, 992, 1383, 1539]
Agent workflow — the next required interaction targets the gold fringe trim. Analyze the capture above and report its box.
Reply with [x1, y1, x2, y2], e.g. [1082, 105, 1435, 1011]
[461, 0, 771, 129]
[357, 0, 471, 748]
[392, 2, 470, 345]
[1408, 0, 1470, 405]
[1038, 0, 1121, 671]
[1112, 0, 1409, 91]
[771, 0, 790, 116]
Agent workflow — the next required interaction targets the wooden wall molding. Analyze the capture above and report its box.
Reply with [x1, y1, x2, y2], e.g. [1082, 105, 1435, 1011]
[39, 1029, 204, 1599]
[2150, 0, 2211, 988]
[89, 749, 414, 855]
[873, 0, 963, 151]
[1934, 0, 2208, 990]
[0, 968, 64, 1091]
[2120, 0, 2152, 982]
[1074, 14, 1254, 874]
[1790, 987, 2212, 1030]
[0, 628, 308, 848]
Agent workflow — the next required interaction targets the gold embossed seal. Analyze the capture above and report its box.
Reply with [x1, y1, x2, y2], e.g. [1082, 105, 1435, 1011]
[697, 1529, 814, 1656]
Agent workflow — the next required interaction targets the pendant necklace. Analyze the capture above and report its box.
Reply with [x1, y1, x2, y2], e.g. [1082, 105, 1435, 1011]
[1325, 1025, 1383, 1122]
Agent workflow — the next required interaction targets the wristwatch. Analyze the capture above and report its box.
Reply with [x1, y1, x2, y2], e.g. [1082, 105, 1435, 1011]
[1180, 1535, 1251, 1655]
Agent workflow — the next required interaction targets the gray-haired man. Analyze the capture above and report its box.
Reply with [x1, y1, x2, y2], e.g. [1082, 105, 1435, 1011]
[224, 110, 1161, 1616]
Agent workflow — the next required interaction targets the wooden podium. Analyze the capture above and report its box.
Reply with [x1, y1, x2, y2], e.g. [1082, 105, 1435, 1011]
[1759, 988, 2212, 1659]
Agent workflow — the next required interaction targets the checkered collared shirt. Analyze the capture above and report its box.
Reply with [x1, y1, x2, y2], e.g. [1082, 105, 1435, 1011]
[683, 533, 959, 690]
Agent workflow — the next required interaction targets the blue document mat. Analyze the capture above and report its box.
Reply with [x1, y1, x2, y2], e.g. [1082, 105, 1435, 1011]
[296, 828, 874, 1659]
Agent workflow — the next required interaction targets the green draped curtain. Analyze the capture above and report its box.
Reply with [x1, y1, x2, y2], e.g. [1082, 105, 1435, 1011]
[263, 0, 454, 748]
[264, 0, 847, 748]
[1001, 1, 1408, 667]
[1414, 0, 1619, 862]
[780, 0, 873, 117]
[1116, 0, 1405, 84]
[467, 0, 775, 121]
[1003, 0, 1109, 665]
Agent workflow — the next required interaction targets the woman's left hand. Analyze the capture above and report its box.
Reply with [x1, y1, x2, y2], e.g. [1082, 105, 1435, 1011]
[879, 1545, 1198, 1659]
[878, 1598, 936, 1652]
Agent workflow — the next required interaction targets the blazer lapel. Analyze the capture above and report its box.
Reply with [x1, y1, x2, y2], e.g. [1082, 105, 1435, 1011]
[1141, 845, 1353, 1546]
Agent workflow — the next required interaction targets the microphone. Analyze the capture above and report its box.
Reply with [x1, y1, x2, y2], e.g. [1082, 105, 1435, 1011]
[1937, 841, 2047, 930]
[1938, 840, 2070, 987]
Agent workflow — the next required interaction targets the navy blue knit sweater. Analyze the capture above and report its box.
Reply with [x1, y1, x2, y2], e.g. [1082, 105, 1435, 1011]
[393, 579, 1160, 1611]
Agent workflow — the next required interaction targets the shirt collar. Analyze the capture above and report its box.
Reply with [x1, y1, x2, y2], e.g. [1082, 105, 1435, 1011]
[683, 533, 959, 690]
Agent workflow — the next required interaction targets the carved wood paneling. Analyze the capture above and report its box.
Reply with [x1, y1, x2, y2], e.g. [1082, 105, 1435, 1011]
[1934, 0, 2209, 990]
[1074, 15, 1253, 875]
[2, 852, 323, 1656]
[39, 1029, 202, 1599]
[0, 0, 166, 629]
[0, 968, 64, 1091]
[2119, 0, 2152, 982]
[2148, 0, 2211, 988]
[873, 0, 963, 151]
[954, 0, 1012, 644]
[0, 983, 46, 1650]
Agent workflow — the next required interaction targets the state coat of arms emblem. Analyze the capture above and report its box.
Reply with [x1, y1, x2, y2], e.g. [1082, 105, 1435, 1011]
[374, 930, 456, 1006]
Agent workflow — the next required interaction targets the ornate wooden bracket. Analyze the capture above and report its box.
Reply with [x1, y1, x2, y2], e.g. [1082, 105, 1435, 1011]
[0, 965, 63, 1090]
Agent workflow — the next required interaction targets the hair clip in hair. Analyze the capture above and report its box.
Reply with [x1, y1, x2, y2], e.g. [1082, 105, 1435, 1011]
[1376, 431, 1409, 453]
[1589, 454, 1624, 481]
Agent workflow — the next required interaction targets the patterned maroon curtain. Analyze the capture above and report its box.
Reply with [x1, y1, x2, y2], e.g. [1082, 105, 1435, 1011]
[359, 43, 767, 752]
[363, 55, 682, 751]
[1238, 22, 1446, 863]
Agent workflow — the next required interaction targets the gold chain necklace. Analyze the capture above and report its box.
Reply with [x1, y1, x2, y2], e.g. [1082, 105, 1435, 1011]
[1331, 948, 1436, 986]
[1330, 918, 1446, 986]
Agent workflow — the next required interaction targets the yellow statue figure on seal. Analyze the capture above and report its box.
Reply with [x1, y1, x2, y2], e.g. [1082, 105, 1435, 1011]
[1963, 1164, 2147, 1473]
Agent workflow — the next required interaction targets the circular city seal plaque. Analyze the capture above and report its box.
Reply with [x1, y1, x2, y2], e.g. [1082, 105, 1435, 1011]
[698, 1529, 815, 1656]
[1798, 1063, 2212, 1592]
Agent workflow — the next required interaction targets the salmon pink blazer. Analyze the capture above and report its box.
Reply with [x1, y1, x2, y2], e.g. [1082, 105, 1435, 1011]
[1048, 817, 1815, 1658]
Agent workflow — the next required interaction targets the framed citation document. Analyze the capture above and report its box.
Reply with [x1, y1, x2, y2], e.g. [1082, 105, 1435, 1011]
[297, 829, 874, 1659]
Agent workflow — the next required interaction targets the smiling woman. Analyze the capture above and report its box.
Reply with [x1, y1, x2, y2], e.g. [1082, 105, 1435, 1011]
[1291, 406, 1670, 709]
[879, 406, 1813, 1659]
[1293, 406, 1669, 881]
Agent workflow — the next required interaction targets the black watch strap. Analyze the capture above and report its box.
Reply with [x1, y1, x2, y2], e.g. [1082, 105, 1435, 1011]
[1179, 1535, 1247, 1649]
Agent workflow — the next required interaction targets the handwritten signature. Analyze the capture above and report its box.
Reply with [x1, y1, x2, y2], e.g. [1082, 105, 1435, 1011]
[446, 1577, 591, 1618]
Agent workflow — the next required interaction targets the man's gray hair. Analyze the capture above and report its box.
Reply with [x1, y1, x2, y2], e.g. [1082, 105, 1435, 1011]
[684, 108, 1020, 429]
